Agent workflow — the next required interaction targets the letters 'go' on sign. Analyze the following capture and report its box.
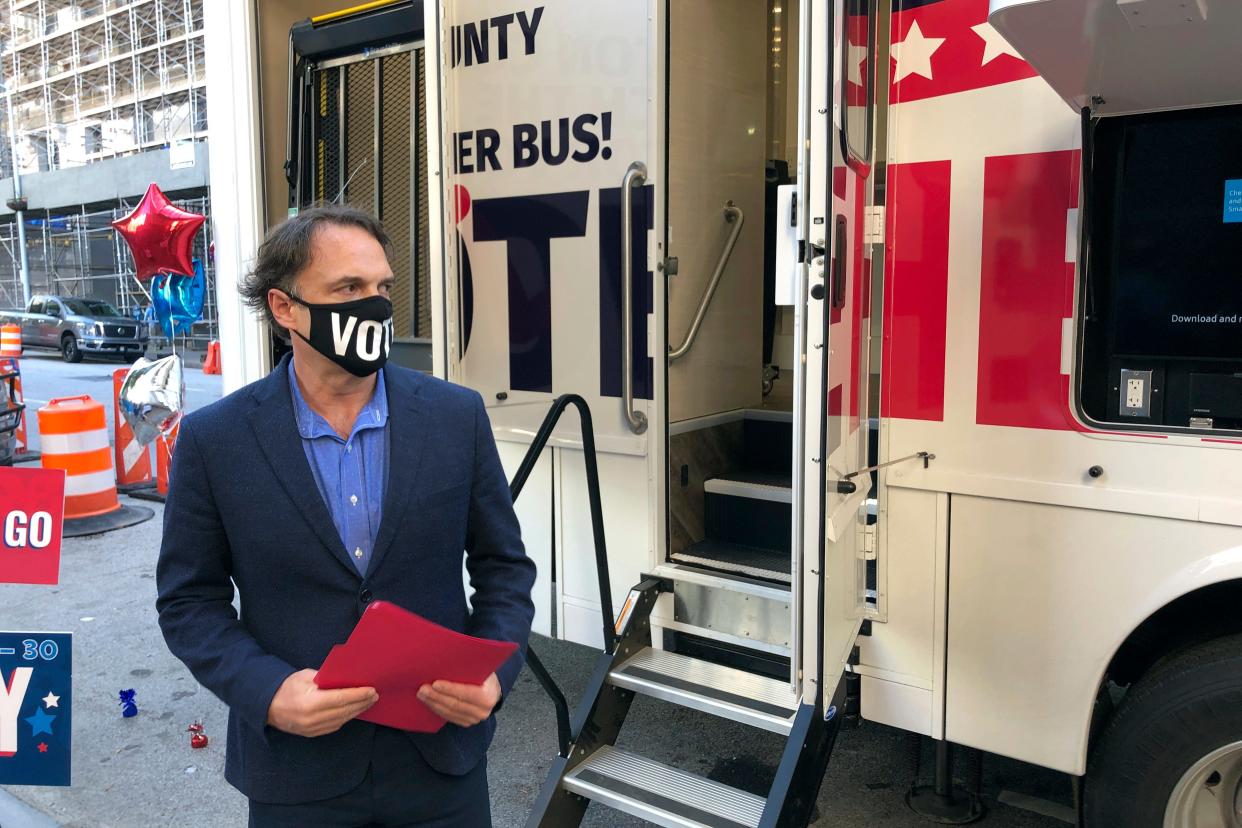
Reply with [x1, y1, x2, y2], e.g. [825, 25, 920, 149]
[0, 467, 65, 585]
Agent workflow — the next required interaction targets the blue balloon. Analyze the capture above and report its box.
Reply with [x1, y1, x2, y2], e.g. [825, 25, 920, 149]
[151, 259, 206, 337]
[168, 260, 206, 324]
[151, 275, 174, 338]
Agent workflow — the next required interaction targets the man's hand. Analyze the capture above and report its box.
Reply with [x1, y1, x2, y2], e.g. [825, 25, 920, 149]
[417, 673, 501, 728]
[266, 669, 378, 738]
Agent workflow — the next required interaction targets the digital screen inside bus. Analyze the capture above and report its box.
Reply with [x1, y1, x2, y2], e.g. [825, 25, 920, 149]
[1109, 105, 1242, 360]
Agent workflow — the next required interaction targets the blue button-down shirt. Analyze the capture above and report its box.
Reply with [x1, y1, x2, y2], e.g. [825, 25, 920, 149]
[288, 359, 389, 576]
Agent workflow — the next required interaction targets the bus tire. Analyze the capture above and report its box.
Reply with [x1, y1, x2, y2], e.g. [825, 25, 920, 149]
[1085, 633, 1242, 827]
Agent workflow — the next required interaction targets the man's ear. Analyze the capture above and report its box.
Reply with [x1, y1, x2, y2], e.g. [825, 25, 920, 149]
[269, 288, 299, 335]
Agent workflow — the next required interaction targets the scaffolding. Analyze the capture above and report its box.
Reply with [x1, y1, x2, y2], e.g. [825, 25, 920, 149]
[0, 0, 214, 342]
[0, 0, 206, 175]
[0, 196, 218, 342]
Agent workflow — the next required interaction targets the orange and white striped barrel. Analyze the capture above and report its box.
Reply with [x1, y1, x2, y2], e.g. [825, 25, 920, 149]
[0, 324, 20, 358]
[112, 368, 152, 487]
[0, 356, 30, 454]
[37, 396, 121, 519]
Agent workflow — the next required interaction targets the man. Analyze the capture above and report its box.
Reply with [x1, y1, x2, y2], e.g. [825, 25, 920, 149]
[156, 205, 535, 826]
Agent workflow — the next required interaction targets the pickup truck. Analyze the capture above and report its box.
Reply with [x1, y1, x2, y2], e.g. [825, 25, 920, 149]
[0, 295, 149, 363]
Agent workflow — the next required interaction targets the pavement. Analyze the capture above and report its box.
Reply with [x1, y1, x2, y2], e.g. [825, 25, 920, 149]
[0, 357, 1074, 827]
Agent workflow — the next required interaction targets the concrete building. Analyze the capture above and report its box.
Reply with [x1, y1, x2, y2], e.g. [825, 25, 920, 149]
[0, 0, 215, 338]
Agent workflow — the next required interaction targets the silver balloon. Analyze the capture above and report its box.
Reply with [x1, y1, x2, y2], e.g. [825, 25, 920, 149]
[119, 355, 185, 446]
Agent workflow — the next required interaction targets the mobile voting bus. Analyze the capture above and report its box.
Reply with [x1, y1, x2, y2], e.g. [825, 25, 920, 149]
[204, 0, 1242, 824]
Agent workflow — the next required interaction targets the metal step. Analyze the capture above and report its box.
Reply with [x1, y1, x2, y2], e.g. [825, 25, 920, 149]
[610, 646, 798, 734]
[563, 746, 765, 828]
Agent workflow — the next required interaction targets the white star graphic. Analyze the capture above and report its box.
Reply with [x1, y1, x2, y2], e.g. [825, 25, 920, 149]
[891, 20, 946, 83]
[848, 42, 869, 88]
[971, 21, 1022, 66]
[42, 692, 59, 709]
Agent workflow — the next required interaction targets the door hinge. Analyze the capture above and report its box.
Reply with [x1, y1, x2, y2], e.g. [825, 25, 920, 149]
[863, 523, 877, 560]
[864, 206, 885, 245]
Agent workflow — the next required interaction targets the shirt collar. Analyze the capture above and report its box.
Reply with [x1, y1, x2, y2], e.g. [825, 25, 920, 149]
[288, 357, 389, 442]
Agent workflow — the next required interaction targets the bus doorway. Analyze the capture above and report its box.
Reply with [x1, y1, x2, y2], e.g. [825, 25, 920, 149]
[664, 0, 802, 589]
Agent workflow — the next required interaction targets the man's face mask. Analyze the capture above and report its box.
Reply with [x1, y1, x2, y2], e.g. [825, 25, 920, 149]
[284, 291, 394, 377]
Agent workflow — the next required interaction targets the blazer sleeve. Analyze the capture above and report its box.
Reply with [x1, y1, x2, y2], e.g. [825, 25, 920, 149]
[463, 392, 537, 697]
[155, 417, 297, 739]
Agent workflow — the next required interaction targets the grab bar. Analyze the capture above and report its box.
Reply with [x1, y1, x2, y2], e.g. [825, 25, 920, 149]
[509, 393, 614, 758]
[668, 201, 745, 361]
[621, 162, 648, 434]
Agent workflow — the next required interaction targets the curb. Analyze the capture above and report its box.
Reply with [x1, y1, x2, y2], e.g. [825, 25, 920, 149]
[0, 787, 61, 827]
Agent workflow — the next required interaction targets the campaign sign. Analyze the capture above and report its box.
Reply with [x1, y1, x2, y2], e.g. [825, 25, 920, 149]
[0, 467, 65, 585]
[0, 632, 71, 786]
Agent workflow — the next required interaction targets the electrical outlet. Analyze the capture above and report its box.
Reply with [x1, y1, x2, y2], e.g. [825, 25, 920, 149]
[1119, 369, 1153, 417]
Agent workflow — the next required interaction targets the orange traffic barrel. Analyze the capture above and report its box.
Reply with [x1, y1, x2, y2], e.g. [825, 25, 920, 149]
[111, 369, 153, 491]
[155, 422, 179, 497]
[37, 396, 152, 537]
[0, 324, 20, 358]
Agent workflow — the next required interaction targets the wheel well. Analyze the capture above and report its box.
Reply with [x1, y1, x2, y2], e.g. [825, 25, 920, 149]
[1106, 580, 1242, 688]
[61, 330, 74, 341]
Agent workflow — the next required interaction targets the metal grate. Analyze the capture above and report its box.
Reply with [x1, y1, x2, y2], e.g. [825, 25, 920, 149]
[380, 51, 413, 338]
[414, 49, 430, 339]
[343, 60, 377, 213]
[313, 65, 342, 203]
[304, 47, 430, 339]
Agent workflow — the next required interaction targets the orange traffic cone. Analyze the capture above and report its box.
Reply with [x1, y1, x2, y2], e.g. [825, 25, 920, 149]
[202, 341, 221, 375]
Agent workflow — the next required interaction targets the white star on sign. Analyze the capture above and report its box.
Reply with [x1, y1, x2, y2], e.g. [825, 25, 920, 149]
[42, 692, 59, 709]
[848, 42, 869, 88]
[891, 20, 946, 83]
[971, 21, 1022, 66]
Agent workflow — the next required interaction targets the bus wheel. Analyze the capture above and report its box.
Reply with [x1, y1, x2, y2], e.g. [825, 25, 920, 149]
[1085, 634, 1242, 827]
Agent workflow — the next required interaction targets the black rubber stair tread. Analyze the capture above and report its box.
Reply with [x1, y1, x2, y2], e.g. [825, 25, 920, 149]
[671, 539, 792, 583]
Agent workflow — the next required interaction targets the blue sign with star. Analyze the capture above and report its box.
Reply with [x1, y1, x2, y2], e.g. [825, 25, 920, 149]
[0, 632, 71, 786]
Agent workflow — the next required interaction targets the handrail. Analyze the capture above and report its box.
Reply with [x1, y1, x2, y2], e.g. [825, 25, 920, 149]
[509, 393, 615, 757]
[621, 162, 649, 434]
[668, 202, 745, 361]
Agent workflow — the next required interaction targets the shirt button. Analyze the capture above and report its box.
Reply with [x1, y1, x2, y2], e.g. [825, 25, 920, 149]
[354, 547, 364, 559]
[350, 495, 358, 506]
[347, 444, 353, 453]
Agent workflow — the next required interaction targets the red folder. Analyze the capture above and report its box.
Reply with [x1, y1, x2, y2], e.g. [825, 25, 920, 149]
[314, 600, 518, 733]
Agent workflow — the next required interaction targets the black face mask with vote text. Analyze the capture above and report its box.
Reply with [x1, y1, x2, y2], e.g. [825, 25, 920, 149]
[284, 292, 394, 377]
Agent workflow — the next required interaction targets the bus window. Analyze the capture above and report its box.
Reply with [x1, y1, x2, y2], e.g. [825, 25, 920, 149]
[842, 0, 877, 168]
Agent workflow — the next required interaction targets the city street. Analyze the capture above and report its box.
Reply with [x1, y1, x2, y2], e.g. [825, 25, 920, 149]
[10, 350, 222, 456]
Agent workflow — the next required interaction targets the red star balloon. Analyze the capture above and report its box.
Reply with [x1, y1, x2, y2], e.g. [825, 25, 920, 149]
[112, 183, 205, 282]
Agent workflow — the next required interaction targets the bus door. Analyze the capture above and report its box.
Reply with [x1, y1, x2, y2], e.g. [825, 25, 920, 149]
[801, 0, 880, 702]
[431, 1, 666, 645]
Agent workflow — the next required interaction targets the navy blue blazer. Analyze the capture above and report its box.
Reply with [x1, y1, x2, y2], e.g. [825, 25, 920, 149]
[155, 355, 536, 804]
